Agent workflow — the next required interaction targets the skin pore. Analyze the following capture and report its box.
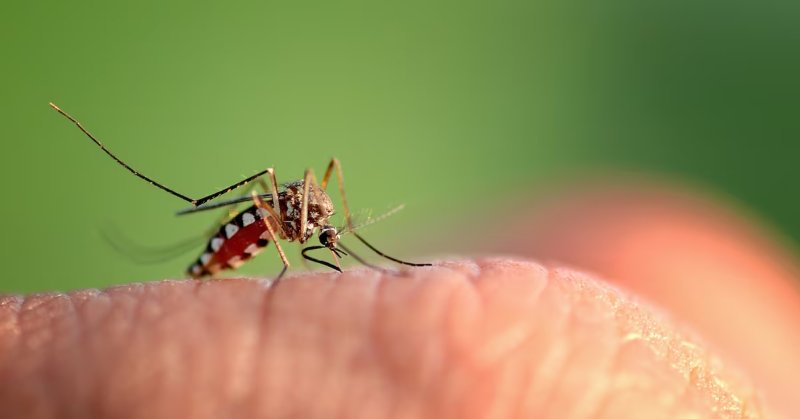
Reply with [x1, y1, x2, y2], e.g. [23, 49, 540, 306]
[1, 183, 798, 418]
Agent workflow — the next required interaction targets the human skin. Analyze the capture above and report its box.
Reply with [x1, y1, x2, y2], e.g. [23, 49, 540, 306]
[468, 182, 800, 418]
[0, 184, 796, 418]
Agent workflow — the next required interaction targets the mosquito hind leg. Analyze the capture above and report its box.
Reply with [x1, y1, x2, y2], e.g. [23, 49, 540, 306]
[49, 103, 279, 208]
[200, 179, 272, 238]
[251, 191, 290, 283]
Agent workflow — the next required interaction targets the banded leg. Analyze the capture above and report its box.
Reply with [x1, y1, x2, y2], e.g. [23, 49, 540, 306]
[209, 174, 285, 236]
[251, 191, 290, 282]
[177, 175, 287, 238]
[50, 102, 280, 208]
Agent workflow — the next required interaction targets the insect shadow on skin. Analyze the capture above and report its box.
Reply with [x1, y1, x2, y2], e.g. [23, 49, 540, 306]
[49, 102, 431, 283]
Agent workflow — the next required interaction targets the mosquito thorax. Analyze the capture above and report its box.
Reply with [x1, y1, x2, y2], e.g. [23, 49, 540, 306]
[281, 180, 335, 243]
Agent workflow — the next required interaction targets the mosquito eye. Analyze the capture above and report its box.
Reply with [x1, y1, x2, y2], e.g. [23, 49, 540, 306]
[319, 231, 332, 246]
[319, 228, 338, 247]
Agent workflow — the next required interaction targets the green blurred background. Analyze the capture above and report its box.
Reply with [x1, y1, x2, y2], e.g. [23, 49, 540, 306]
[2, 0, 799, 292]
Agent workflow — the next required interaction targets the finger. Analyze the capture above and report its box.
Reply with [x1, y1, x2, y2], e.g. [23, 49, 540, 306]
[479, 183, 800, 418]
[0, 259, 769, 418]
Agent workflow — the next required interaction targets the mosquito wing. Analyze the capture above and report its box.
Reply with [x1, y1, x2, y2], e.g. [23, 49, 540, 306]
[101, 224, 207, 264]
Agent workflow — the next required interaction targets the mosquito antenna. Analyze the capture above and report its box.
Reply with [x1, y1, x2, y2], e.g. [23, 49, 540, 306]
[351, 232, 431, 267]
[302, 246, 343, 272]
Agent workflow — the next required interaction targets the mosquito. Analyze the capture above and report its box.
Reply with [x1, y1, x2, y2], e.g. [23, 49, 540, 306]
[49, 102, 431, 281]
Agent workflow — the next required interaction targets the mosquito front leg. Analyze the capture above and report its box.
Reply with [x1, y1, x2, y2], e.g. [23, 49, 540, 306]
[299, 247, 312, 271]
[320, 158, 354, 231]
[320, 158, 431, 268]
[251, 191, 290, 282]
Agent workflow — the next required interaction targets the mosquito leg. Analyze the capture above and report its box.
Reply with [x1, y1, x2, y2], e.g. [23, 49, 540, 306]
[255, 174, 280, 218]
[301, 168, 350, 273]
[299, 168, 315, 239]
[335, 242, 386, 272]
[191, 167, 285, 207]
[320, 158, 431, 268]
[217, 190, 250, 224]
[251, 191, 290, 282]
[299, 247, 312, 271]
[49, 103, 277, 208]
[300, 167, 330, 239]
[320, 158, 354, 231]
[256, 170, 287, 237]
[197, 182, 264, 240]
[350, 232, 431, 267]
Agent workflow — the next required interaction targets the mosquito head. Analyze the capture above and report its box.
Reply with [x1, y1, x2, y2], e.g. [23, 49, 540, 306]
[303, 225, 347, 271]
[318, 225, 340, 250]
